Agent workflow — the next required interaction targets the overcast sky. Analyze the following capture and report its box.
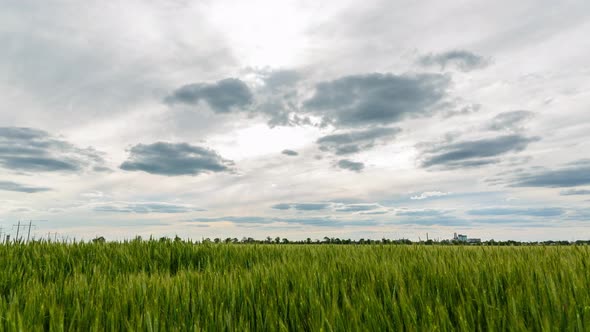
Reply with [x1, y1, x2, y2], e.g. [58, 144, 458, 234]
[1, 0, 589, 241]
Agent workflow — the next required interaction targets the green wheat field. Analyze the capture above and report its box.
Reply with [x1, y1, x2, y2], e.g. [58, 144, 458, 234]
[1, 241, 589, 331]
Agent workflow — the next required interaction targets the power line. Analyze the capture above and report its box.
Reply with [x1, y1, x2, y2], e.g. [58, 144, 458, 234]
[25, 220, 46, 242]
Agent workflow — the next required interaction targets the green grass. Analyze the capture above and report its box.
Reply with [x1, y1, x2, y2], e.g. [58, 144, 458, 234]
[0, 241, 589, 331]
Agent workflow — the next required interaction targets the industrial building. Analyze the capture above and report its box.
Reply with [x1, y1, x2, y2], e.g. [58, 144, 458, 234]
[453, 233, 481, 244]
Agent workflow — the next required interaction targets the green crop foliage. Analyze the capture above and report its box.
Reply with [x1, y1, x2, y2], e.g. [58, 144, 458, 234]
[0, 241, 589, 331]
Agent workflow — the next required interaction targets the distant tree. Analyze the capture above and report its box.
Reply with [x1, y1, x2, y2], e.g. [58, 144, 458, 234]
[241, 237, 255, 243]
[274, 237, 281, 244]
[214, 238, 221, 243]
[93, 236, 106, 243]
[281, 238, 289, 244]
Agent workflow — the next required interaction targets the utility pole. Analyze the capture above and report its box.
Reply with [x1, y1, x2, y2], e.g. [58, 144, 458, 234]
[26, 220, 35, 243]
[13, 220, 22, 243]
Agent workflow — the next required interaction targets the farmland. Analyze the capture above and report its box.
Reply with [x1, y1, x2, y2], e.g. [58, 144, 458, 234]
[1, 241, 589, 330]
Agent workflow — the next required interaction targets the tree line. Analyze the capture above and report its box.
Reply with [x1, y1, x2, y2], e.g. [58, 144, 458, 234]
[88, 235, 590, 246]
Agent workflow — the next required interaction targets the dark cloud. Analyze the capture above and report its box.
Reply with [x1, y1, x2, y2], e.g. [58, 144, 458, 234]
[165, 78, 253, 113]
[337, 159, 365, 172]
[434, 158, 501, 169]
[253, 70, 307, 127]
[467, 207, 564, 217]
[281, 149, 299, 156]
[487, 110, 534, 131]
[418, 50, 490, 72]
[120, 142, 233, 176]
[560, 189, 590, 196]
[304, 73, 449, 127]
[511, 162, 590, 188]
[420, 134, 539, 169]
[95, 202, 204, 214]
[271, 203, 331, 211]
[0, 127, 108, 173]
[0, 180, 51, 193]
[271, 203, 292, 210]
[317, 127, 401, 155]
[192, 69, 303, 127]
[257, 101, 310, 127]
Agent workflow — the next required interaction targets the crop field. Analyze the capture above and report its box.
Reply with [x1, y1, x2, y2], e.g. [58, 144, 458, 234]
[0, 241, 589, 331]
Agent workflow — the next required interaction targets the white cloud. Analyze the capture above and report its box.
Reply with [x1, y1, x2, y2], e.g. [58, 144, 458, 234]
[410, 191, 451, 200]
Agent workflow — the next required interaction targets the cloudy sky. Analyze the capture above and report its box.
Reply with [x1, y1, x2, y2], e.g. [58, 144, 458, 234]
[1, 0, 589, 241]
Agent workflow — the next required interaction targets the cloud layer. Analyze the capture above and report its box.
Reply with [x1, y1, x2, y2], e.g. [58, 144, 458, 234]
[304, 73, 450, 127]
[511, 161, 590, 188]
[468, 207, 564, 217]
[0, 127, 107, 173]
[337, 159, 365, 172]
[420, 135, 539, 169]
[0, 181, 51, 193]
[317, 127, 401, 155]
[487, 111, 534, 132]
[166, 78, 253, 113]
[120, 142, 233, 176]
